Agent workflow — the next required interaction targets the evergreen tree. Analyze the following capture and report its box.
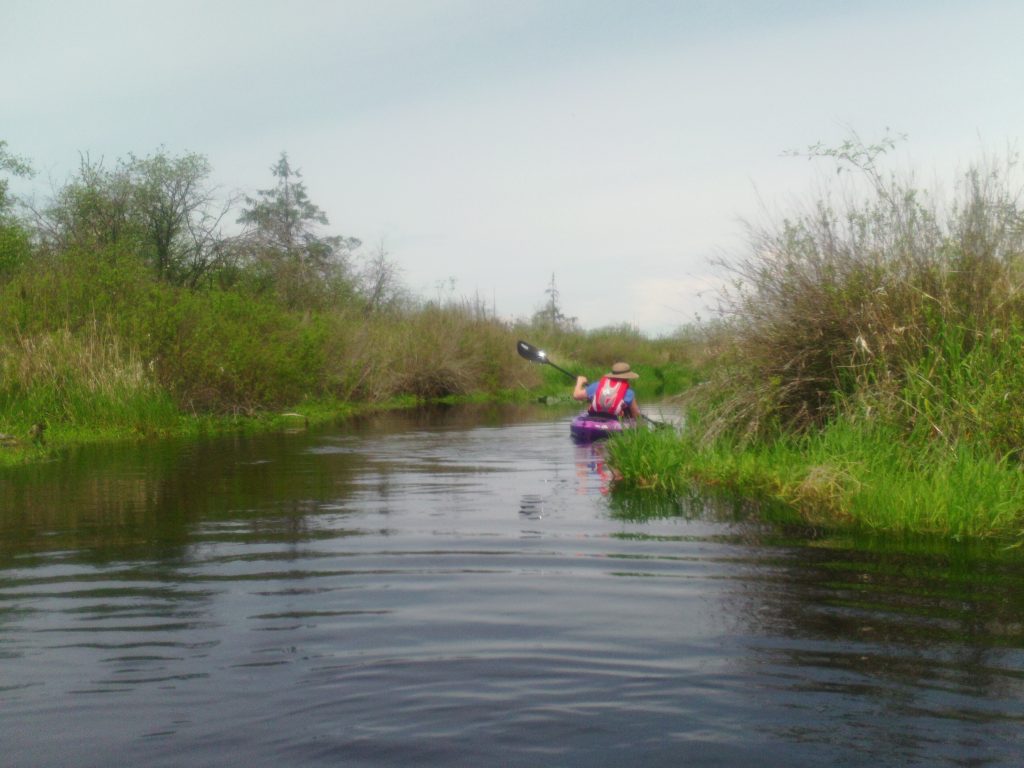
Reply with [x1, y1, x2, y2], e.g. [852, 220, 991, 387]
[238, 152, 360, 307]
[532, 273, 577, 331]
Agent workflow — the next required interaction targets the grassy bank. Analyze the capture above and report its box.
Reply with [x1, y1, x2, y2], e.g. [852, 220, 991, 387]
[0, 257, 694, 466]
[0, 143, 700, 466]
[0, 275, 529, 466]
[609, 142, 1024, 541]
[609, 424, 1024, 540]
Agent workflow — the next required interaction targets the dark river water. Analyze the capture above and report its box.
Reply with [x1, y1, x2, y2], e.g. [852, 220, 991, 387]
[2, 403, 1023, 767]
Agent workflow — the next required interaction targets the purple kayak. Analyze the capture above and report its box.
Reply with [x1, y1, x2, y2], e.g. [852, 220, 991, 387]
[569, 412, 632, 442]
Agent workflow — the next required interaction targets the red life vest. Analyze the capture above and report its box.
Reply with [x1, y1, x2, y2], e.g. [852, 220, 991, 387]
[590, 376, 629, 416]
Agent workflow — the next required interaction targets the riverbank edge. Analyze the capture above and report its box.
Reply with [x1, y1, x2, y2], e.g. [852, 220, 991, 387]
[0, 356, 687, 469]
[0, 390, 550, 469]
[606, 426, 1024, 543]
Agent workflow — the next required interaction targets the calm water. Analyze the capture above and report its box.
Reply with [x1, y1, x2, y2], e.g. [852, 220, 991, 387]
[2, 404, 1023, 767]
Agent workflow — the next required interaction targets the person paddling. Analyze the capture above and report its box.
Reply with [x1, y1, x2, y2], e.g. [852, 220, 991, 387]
[572, 362, 641, 421]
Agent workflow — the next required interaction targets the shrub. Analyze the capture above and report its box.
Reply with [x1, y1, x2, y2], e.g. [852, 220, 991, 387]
[146, 289, 328, 413]
[0, 222, 31, 281]
[696, 144, 1024, 447]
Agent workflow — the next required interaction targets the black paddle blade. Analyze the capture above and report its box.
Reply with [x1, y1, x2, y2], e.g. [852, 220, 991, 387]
[516, 340, 577, 380]
[516, 340, 546, 363]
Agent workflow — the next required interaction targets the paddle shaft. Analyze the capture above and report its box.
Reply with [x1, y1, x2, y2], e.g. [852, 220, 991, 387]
[545, 360, 578, 380]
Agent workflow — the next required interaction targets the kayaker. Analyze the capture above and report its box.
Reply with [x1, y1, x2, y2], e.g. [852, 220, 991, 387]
[573, 362, 641, 420]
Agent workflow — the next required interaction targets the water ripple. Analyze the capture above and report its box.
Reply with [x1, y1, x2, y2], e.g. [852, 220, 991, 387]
[2, 405, 1024, 767]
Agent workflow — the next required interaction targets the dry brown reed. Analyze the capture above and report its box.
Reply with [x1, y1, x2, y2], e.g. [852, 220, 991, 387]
[328, 300, 541, 402]
[3, 319, 152, 397]
[694, 149, 1024, 445]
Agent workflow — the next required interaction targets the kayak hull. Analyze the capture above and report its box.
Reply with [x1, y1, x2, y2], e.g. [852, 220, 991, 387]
[570, 413, 626, 442]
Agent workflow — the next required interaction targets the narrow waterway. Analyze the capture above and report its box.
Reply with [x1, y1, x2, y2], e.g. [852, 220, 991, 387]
[1, 404, 1022, 767]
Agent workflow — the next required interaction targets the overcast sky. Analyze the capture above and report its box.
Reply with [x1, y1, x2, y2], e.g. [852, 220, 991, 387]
[4, 0, 1023, 334]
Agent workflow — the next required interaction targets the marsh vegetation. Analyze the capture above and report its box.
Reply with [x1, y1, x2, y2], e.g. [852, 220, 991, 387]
[611, 136, 1024, 540]
[0, 142, 693, 463]
[7, 133, 1024, 541]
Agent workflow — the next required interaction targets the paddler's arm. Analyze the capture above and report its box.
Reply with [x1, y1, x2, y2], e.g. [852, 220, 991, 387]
[572, 376, 589, 401]
[625, 388, 641, 419]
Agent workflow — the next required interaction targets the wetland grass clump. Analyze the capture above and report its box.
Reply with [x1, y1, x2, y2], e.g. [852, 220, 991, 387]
[0, 320, 180, 440]
[695, 147, 1024, 441]
[609, 418, 1024, 539]
[615, 143, 1024, 540]
[333, 300, 539, 402]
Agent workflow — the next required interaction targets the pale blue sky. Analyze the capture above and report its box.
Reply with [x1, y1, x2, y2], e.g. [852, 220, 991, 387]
[4, 1, 1023, 333]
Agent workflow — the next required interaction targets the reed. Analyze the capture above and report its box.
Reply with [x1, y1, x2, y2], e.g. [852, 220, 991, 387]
[0, 319, 179, 439]
[692, 151, 1024, 448]
[332, 300, 539, 401]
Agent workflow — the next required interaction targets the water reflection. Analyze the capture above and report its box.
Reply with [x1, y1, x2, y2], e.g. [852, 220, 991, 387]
[518, 493, 545, 519]
[2, 403, 1024, 766]
[573, 441, 613, 495]
[727, 540, 1024, 763]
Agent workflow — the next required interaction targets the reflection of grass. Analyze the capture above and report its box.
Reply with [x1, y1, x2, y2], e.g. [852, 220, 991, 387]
[0, 391, 381, 468]
[606, 467, 774, 525]
[608, 424, 1024, 541]
[606, 488, 688, 521]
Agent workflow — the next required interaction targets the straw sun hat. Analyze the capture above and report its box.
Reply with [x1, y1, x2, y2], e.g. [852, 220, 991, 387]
[606, 362, 639, 380]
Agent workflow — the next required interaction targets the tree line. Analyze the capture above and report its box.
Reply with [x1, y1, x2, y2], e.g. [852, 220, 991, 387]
[0, 138, 694, 448]
[3, 139, 648, 433]
[0, 141, 402, 313]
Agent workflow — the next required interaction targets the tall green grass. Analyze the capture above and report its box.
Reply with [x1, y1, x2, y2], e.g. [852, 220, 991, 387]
[6, 244, 693, 461]
[608, 421, 1024, 540]
[0, 247, 545, 414]
[0, 320, 180, 440]
[512, 324, 703, 402]
[329, 301, 542, 401]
